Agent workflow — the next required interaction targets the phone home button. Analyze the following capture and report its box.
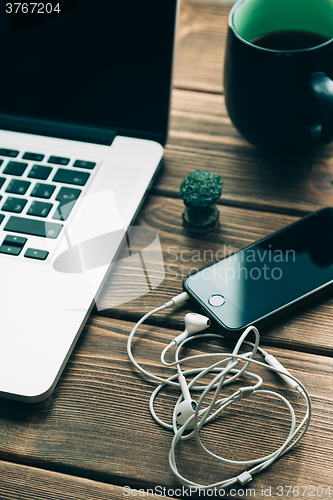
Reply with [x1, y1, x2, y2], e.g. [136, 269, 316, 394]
[208, 294, 225, 307]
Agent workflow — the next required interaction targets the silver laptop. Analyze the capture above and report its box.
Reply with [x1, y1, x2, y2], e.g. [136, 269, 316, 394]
[0, 0, 179, 401]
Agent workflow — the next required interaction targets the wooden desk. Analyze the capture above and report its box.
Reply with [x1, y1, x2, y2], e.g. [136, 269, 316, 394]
[1, 1, 333, 498]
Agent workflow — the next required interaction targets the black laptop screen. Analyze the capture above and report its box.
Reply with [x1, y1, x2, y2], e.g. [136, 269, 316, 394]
[0, 0, 177, 144]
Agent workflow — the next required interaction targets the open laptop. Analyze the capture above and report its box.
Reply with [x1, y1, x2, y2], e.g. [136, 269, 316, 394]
[0, 0, 179, 402]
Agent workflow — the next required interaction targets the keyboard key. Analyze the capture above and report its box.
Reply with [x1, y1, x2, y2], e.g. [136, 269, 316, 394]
[6, 179, 31, 195]
[56, 187, 81, 202]
[0, 244, 21, 256]
[22, 152, 45, 162]
[2, 197, 27, 213]
[0, 177, 6, 190]
[3, 235, 27, 247]
[4, 216, 63, 239]
[0, 148, 19, 158]
[0, 214, 4, 225]
[24, 248, 49, 261]
[48, 156, 70, 166]
[53, 168, 90, 186]
[73, 160, 96, 170]
[28, 165, 53, 180]
[3, 161, 28, 176]
[53, 186, 81, 221]
[31, 183, 56, 199]
[0, 160, 3, 167]
[27, 201, 53, 218]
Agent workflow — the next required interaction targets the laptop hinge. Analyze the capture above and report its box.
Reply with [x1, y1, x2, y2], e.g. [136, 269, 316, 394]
[0, 114, 117, 146]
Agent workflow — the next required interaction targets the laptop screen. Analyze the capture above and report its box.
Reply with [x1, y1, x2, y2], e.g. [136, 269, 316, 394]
[0, 0, 178, 144]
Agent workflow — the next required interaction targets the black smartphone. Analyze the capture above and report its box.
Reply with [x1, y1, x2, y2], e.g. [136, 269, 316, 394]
[183, 207, 333, 332]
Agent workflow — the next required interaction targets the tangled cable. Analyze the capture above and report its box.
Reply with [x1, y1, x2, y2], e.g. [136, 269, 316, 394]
[127, 292, 311, 490]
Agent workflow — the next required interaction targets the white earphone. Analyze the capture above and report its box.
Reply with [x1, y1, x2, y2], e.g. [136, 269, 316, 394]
[127, 291, 311, 490]
[175, 372, 197, 426]
[172, 313, 210, 346]
[173, 313, 210, 425]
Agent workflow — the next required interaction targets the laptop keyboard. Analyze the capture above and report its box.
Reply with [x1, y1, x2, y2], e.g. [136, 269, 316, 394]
[0, 147, 100, 262]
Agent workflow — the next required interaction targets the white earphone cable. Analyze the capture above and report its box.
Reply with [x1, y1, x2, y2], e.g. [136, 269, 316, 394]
[127, 292, 311, 489]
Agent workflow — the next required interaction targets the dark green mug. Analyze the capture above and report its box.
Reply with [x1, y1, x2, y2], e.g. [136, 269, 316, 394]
[224, 0, 333, 152]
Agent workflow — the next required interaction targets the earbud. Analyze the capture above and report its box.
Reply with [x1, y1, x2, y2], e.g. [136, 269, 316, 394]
[176, 399, 197, 427]
[172, 313, 210, 346]
[175, 372, 197, 427]
[185, 313, 211, 334]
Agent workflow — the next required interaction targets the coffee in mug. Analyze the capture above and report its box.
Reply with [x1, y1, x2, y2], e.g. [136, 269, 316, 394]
[224, 0, 333, 152]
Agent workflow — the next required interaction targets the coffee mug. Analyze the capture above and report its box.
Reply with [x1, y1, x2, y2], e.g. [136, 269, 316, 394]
[224, 0, 333, 152]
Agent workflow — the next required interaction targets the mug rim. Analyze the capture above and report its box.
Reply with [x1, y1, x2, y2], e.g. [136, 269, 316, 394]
[229, 0, 333, 54]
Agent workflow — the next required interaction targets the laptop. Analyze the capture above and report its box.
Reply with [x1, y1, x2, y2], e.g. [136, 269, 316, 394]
[0, 0, 179, 402]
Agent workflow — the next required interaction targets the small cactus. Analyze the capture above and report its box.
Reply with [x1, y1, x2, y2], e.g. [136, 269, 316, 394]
[179, 170, 223, 233]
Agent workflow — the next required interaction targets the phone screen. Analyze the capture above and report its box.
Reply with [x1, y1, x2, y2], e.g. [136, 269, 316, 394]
[184, 208, 333, 330]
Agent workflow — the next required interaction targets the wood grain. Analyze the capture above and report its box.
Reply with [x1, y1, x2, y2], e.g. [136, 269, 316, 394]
[174, 0, 230, 93]
[96, 195, 333, 356]
[0, 461, 172, 500]
[3, 2, 333, 499]
[172, 3, 333, 215]
[0, 317, 332, 498]
[159, 90, 333, 215]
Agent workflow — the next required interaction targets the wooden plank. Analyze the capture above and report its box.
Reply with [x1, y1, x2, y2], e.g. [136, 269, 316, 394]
[96, 195, 333, 356]
[0, 317, 331, 498]
[173, 0, 333, 214]
[3, 3, 331, 500]
[0, 461, 172, 500]
[174, 0, 230, 93]
[161, 89, 333, 215]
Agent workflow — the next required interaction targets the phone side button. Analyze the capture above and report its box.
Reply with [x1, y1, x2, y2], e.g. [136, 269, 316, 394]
[208, 295, 225, 307]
